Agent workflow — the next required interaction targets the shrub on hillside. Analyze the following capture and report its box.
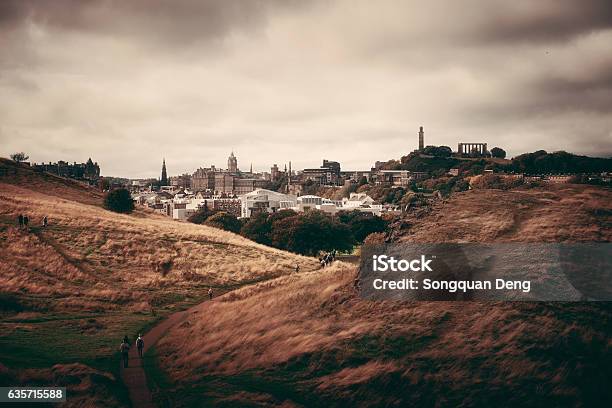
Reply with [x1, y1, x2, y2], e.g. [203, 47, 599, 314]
[363, 231, 387, 245]
[491, 147, 507, 158]
[187, 201, 217, 224]
[424, 176, 470, 197]
[269, 210, 354, 256]
[204, 212, 241, 234]
[511, 150, 612, 174]
[399, 191, 429, 210]
[10, 152, 29, 163]
[240, 212, 272, 245]
[103, 188, 134, 213]
[470, 174, 523, 190]
[337, 210, 388, 243]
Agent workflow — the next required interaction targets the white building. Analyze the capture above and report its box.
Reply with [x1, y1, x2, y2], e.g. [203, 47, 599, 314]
[172, 208, 197, 220]
[296, 195, 322, 211]
[294, 195, 341, 215]
[240, 189, 298, 218]
[240, 190, 385, 218]
[341, 193, 383, 216]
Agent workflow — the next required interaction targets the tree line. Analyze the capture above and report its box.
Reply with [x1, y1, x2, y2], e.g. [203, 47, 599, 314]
[190, 206, 387, 256]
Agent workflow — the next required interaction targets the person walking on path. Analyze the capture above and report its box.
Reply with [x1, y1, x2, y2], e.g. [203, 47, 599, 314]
[136, 334, 144, 358]
[208, 288, 213, 300]
[17, 214, 23, 229]
[120, 338, 130, 368]
[42, 216, 48, 227]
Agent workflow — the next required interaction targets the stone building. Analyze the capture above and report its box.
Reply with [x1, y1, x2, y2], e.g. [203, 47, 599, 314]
[270, 164, 280, 182]
[213, 198, 242, 217]
[192, 166, 217, 191]
[228, 152, 238, 173]
[457, 143, 488, 157]
[169, 173, 192, 189]
[301, 159, 341, 185]
[32, 158, 100, 183]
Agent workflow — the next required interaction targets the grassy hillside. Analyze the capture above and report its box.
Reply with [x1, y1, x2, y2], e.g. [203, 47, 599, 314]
[391, 183, 612, 243]
[0, 158, 104, 206]
[153, 184, 612, 407]
[0, 160, 318, 406]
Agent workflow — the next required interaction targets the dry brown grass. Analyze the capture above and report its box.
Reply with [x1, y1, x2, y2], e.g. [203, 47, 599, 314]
[153, 184, 612, 406]
[397, 184, 612, 243]
[0, 158, 104, 206]
[157, 263, 611, 406]
[0, 182, 318, 313]
[0, 362, 126, 407]
[0, 163, 319, 407]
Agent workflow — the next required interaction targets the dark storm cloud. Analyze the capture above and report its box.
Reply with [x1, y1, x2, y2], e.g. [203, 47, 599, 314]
[475, 0, 612, 44]
[0, 0, 310, 46]
[0, 0, 610, 177]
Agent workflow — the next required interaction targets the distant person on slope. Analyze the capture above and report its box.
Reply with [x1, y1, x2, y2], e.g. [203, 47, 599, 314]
[42, 216, 48, 227]
[295, 264, 300, 273]
[23, 215, 29, 230]
[120, 338, 130, 368]
[136, 334, 144, 358]
[208, 288, 213, 300]
[17, 214, 23, 229]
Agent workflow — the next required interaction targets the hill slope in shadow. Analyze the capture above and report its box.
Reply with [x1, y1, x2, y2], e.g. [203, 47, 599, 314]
[155, 184, 612, 407]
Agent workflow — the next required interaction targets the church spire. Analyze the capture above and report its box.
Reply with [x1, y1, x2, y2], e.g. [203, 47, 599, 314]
[160, 158, 168, 186]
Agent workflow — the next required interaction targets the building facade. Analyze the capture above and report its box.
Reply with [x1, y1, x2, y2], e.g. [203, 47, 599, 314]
[228, 152, 238, 173]
[32, 158, 100, 183]
[240, 189, 298, 218]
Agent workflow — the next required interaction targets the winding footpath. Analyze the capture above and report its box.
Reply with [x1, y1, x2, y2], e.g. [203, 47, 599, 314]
[119, 299, 213, 408]
[119, 268, 320, 407]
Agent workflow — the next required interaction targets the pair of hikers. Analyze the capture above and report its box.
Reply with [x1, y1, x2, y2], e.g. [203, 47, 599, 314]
[17, 214, 29, 229]
[120, 334, 144, 368]
[319, 250, 336, 268]
[17, 214, 47, 229]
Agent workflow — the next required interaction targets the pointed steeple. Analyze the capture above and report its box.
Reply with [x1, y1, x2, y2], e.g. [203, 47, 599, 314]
[160, 158, 168, 186]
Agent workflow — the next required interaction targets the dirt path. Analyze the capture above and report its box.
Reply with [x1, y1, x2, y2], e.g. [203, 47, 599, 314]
[119, 299, 212, 408]
[119, 268, 319, 407]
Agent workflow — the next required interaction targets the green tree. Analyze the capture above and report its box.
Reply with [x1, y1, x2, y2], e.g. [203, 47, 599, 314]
[103, 188, 134, 213]
[336, 211, 388, 243]
[268, 209, 298, 224]
[204, 212, 241, 234]
[187, 201, 216, 224]
[491, 147, 507, 159]
[271, 210, 353, 255]
[240, 212, 272, 245]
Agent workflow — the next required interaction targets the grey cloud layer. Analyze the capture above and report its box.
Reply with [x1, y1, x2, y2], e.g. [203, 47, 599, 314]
[0, 0, 610, 177]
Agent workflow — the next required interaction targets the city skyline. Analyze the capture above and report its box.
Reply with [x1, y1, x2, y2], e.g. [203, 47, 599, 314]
[1, 0, 612, 178]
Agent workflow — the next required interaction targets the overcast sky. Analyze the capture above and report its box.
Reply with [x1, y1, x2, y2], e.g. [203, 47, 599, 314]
[1, 0, 611, 178]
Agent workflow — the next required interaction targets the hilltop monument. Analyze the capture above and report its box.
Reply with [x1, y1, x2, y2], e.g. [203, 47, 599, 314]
[418, 126, 425, 151]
